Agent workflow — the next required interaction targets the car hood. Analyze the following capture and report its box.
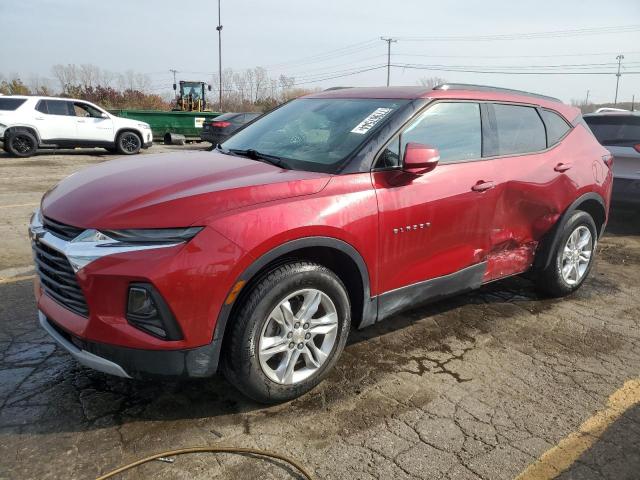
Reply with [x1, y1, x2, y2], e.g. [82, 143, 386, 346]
[41, 150, 331, 229]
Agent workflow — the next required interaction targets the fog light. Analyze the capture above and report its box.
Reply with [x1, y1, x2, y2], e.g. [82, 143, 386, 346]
[126, 283, 183, 340]
[128, 287, 158, 318]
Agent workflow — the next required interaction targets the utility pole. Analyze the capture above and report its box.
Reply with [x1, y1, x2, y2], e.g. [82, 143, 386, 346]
[614, 54, 624, 105]
[216, 0, 223, 111]
[632, 94, 636, 112]
[585, 89, 590, 105]
[380, 37, 397, 86]
[169, 69, 178, 99]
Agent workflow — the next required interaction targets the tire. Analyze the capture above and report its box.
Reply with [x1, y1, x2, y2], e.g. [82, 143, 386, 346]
[535, 210, 598, 297]
[116, 131, 142, 155]
[5, 131, 38, 157]
[222, 262, 351, 404]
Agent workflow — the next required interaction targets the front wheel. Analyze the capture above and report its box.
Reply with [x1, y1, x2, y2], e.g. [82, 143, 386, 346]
[116, 131, 141, 155]
[535, 210, 598, 297]
[222, 262, 351, 403]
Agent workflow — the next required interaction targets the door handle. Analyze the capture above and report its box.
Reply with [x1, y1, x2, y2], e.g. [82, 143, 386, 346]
[34, 117, 44, 120]
[554, 162, 572, 172]
[77, 120, 85, 123]
[471, 180, 495, 192]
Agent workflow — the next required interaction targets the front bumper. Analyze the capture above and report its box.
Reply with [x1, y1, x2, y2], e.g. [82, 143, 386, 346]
[40, 311, 221, 378]
[39, 311, 131, 378]
[30, 210, 247, 378]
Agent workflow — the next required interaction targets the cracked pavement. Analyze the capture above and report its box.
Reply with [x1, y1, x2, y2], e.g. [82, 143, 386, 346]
[1, 149, 640, 479]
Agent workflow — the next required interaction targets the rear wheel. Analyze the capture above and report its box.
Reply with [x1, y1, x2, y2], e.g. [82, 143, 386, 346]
[535, 210, 597, 297]
[5, 131, 38, 157]
[222, 262, 351, 403]
[116, 131, 141, 155]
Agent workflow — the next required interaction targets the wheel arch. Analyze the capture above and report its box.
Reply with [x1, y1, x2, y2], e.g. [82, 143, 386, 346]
[5, 125, 41, 144]
[535, 192, 607, 271]
[115, 127, 144, 143]
[212, 237, 377, 368]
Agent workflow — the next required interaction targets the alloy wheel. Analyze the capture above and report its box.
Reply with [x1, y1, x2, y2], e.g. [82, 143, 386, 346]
[258, 288, 338, 385]
[11, 135, 33, 154]
[121, 134, 140, 153]
[561, 225, 593, 285]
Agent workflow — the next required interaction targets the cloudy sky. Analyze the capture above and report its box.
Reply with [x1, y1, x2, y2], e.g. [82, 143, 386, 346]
[2, 0, 639, 103]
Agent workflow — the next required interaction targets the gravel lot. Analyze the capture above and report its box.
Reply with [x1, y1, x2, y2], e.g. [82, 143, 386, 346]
[1, 146, 639, 479]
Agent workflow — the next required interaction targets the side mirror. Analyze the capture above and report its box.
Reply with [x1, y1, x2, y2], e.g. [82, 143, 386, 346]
[403, 142, 440, 174]
[208, 84, 212, 92]
[100, 112, 109, 119]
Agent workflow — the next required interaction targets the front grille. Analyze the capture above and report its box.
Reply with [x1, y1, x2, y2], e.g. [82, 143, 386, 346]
[33, 240, 89, 316]
[43, 216, 84, 241]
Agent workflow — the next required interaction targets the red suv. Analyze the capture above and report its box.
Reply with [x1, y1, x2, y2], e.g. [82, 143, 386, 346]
[30, 84, 612, 403]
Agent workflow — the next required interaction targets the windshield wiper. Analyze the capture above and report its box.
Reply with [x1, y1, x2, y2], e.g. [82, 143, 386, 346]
[226, 148, 290, 169]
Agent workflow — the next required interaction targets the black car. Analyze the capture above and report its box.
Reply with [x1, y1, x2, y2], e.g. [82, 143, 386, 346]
[201, 112, 262, 146]
[583, 110, 640, 205]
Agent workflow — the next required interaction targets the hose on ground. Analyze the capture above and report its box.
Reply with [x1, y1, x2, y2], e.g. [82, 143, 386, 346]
[95, 445, 314, 480]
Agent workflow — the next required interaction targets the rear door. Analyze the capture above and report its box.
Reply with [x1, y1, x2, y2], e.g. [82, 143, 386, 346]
[33, 100, 77, 141]
[372, 101, 500, 304]
[71, 101, 114, 142]
[485, 103, 573, 281]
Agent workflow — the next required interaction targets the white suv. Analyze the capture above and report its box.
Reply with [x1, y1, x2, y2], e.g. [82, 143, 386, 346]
[0, 96, 153, 157]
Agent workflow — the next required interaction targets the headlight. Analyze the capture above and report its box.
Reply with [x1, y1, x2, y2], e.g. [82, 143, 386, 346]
[97, 227, 203, 244]
[137, 123, 151, 130]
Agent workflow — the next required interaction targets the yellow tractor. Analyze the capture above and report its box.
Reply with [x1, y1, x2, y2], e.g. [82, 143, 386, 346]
[173, 80, 212, 112]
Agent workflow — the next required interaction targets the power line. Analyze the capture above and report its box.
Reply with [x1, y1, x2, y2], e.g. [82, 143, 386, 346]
[386, 50, 640, 59]
[392, 63, 640, 75]
[395, 24, 640, 42]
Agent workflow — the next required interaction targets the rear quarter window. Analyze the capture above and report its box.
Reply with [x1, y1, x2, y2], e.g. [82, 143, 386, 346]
[540, 109, 571, 146]
[583, 115, 640, 146]
[0, 98, 27, 111]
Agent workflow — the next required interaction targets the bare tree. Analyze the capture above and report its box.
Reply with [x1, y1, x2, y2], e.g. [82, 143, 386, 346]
[253, 67, 268, 102]
[418, 76, 447, 89]
[51, 64, 79, 92]
[79, 64, 101, 88]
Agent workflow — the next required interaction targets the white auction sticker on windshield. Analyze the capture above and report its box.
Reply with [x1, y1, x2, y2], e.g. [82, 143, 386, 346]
[350, 107, 393, 134]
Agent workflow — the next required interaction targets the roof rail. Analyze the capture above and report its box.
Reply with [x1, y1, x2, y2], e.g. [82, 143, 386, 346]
[433, 83, 562, 103]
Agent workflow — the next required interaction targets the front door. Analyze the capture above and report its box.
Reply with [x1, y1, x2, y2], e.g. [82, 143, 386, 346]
[372, 101, 499, 316]
[71, 102, 114, 142]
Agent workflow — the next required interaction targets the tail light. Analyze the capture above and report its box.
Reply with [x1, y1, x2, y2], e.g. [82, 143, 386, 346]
[634, 144, 640, 153]
[602, 153, 614, 168]
[210, 121, 231, 128]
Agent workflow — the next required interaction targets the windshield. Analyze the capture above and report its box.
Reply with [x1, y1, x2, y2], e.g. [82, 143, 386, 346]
[220, 98, 408, 173]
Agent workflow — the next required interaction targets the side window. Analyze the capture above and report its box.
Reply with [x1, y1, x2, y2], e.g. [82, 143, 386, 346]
[401, 102, 482, 163]
[492, 104, 546, 155]
[45, 100, 73, 116]
[35, 100, 48, 114]
[540, 109, 571, 146]
[73, 102, 102, 118]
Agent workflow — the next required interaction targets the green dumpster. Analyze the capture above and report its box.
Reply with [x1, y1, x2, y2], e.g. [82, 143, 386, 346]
[108, 109, 221, 143]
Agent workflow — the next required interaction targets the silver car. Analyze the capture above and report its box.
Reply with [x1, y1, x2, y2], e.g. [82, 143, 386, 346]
[584, 111, 640, 205]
